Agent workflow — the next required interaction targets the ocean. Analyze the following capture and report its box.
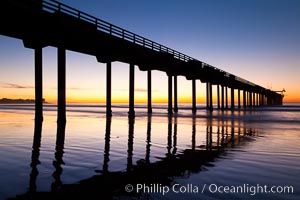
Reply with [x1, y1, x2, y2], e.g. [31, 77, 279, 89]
[0, 103, 299, 200]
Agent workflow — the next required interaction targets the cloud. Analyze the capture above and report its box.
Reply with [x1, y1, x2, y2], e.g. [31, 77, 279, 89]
[68, 87, 84, 90]
[135, 88, 148, 93]
[113, 88, 158, 93]
[1, 83, 33, 89]
[135, 88, 158, 93]
[50, 86, 92, 90]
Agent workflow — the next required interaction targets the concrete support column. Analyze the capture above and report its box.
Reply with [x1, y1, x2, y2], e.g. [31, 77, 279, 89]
[248, 91, 251, 107]
[106, 62, 112, 117]
[238, 89, 241, 109]
[206, 82, 213, 111]
[57, 47, 66, 123]
[174, 76, 178, 113]
[206, 82, 209, 110]
[243, 90, 246, 108]
[168, 75, 173, 114]
[225, 86, 228, 109]
[128, 63, 135, 118]
[147, 70, 152, 114]
[209, 82, 213, 111]
[192, 79, 197, 113]
[260, 94, 263, 106]
[34, 47, 43, 122]
[249, 91, 252, 107]
[231, 87, 234, 109]
[217, 84, 220, 109]
[255, 93, 258, 106]
[246, 92, 248, 107]
[221, 85, 225, 110]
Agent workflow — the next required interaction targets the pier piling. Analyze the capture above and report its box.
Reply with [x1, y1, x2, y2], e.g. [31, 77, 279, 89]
[174, 76, 178, 113]
[192, 79, 196, 113]
[147, 70, 152, 114]
[128, 63, 135, 118]
[168, 75, 173, 115]
[34, 47, 43, 122]
[106, 62, 112, 117]
[57, 47, 66, 123]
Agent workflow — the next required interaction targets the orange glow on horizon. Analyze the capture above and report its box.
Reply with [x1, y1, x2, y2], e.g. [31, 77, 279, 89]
[1, 94, 300, 104]
[1, 87, 299, 104]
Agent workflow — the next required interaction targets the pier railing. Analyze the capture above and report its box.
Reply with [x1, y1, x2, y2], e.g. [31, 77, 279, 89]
[42, 0, 194, 62]
[41, 0, 258, 88]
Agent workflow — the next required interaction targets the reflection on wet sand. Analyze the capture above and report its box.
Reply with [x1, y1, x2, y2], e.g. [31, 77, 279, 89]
[10, 115, 258, 200]
[29, 120, 42, 193]
[127, 118, 134, 172]
[145, 115, 151, 164]
[102, 118, 111, 174]
[51, 121, 66, 191]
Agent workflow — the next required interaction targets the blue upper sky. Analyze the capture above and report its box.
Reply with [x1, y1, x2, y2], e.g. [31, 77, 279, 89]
[40, 0, 300, 74]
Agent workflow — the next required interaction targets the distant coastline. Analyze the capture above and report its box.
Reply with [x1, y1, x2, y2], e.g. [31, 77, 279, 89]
[0, 98, 48, 104]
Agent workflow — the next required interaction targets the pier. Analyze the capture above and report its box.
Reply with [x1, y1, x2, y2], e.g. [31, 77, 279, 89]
[0, 0, 284, 122]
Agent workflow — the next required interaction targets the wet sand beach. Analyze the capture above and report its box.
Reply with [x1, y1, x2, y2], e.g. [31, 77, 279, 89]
[0, 104, 299, 199]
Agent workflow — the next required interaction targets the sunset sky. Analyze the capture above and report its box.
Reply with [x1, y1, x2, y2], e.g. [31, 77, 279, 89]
[0, 0, 299, 104]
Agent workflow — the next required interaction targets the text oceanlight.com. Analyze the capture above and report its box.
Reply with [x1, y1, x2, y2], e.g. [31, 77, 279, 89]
[124, 183, 294, 196]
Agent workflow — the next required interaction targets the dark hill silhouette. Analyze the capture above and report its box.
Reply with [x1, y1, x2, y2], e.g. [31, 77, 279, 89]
[0, 98, 47, 104]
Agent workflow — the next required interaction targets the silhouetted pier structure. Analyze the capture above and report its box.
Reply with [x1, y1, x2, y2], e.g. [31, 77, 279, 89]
[0, 0, 284, 122]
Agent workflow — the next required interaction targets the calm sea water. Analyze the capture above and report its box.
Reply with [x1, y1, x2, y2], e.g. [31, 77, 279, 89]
[0, 103, 299, 200]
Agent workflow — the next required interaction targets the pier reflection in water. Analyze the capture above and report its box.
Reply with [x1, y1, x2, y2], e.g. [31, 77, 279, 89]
[12, 114, 258, 200]
[29, 120, 43, 193]
[51, 121, 66, 192]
